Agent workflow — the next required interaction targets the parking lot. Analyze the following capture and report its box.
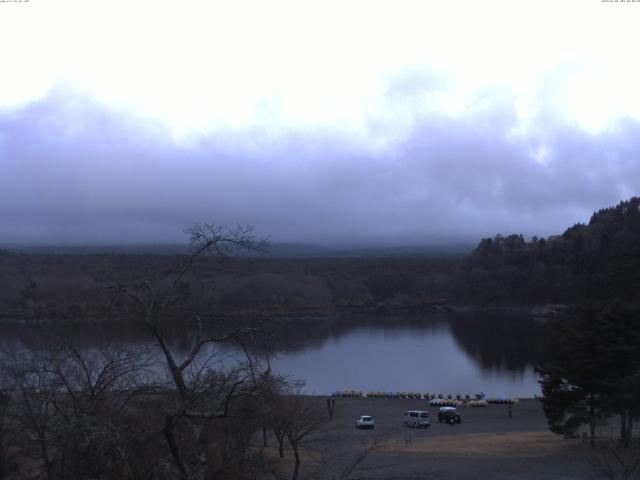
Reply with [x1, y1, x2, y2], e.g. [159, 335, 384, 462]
[313, 397, 600, 479]
[331, 396, 545, 438]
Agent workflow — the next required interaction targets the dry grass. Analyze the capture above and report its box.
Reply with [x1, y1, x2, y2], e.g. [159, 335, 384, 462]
[384, 431, 582, 458]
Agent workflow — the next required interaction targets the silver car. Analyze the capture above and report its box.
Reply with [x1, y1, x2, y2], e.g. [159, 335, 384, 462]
[355, 415, 375, 429]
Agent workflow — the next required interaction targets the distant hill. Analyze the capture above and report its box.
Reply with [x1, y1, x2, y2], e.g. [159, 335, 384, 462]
[2, 244, 192, 255]
[4, 242, 474, 259]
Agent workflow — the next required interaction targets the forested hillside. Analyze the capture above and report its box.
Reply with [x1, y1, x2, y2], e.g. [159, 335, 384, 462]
[1, 197, 638, 323]
[459, 197, 640, 305]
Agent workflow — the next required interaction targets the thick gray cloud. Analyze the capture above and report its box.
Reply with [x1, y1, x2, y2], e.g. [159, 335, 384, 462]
[1, 85, 638, 246]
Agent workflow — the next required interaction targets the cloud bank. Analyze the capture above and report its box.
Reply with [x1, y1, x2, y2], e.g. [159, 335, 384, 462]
[1, 84, 639, 246]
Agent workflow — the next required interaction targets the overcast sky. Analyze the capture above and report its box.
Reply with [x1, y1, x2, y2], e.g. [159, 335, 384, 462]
[1, 0, 639, 246]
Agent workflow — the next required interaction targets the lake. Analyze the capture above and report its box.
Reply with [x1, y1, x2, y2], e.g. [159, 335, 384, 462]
[265, 311, 544, 397]
[0, 310, 546, 397]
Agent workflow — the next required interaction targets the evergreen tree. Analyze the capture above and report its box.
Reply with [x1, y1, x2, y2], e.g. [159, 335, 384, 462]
[537, 308, 608, 445]
[537, 305, 640, 445]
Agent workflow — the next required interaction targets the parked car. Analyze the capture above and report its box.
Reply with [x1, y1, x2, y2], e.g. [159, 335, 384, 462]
[355, 415, 375, 429]
[438, 406, 462, 424]
[404, 410, 430, 428]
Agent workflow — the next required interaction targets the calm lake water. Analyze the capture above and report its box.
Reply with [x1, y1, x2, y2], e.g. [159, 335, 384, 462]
[266, 312, 544, 397]
[0, 311, 546, 397]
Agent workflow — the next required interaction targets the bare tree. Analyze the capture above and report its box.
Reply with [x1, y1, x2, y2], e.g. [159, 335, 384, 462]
[270, 396, 289, 460]
[114, 224, 267, 398]
[1, 224, 325, 480]
[0, 338, 155, 480]
[310, 435, 388, 480]
[45, 341, 151, 414]
[46, 342, 152, 478]
[263, 422, 396, 480]
[0, 386, 9, 478]
[112, 223, 270, 480]
[281, 396, 328, 480]
[1, 349, 61, 480]
[591, 439, 640, 480]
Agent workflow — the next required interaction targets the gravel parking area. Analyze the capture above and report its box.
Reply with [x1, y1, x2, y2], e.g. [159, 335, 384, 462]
[312, 397, 601, 479]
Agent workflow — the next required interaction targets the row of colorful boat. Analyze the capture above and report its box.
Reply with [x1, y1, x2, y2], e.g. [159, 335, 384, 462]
[333, 391, 468, 399]
[467, 400, 489, 407]
[331, 391, 520, 404]
[486, 397, 520, 405]
[428, 398, 463, 406]
[430, 397, 519, 406]
[365, 391, 425, 399]
[332, 390, 363, 397]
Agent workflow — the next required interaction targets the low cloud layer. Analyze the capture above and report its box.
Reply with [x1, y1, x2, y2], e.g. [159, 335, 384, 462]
[1, 86, 639, 246]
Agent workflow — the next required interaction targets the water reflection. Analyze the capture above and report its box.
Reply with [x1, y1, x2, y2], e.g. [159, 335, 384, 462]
[0, 311, 544, 397]
[264, 312, 543, 396]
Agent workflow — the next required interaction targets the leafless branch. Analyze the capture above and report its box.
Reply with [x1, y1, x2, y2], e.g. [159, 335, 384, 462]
[590, 438, 640, 480]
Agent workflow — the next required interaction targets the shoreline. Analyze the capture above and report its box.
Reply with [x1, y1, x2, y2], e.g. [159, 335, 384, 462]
[0, 301, 571, 326]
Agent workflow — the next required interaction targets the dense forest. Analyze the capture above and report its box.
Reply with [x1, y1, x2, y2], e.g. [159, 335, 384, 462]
[1, 197, 639, 324]
[460, 196, 640, 305]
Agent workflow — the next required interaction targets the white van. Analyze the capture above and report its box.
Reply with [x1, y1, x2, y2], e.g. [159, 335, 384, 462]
[404, 410, 430, 428]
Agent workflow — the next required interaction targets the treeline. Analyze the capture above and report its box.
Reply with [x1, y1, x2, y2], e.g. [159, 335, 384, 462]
[0, 253, 457, 323]
[2, 197, 640, 324]
[459, 197, 640, 305]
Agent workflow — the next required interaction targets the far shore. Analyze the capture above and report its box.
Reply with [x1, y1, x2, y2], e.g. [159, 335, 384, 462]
[0, 301, 572, 327]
